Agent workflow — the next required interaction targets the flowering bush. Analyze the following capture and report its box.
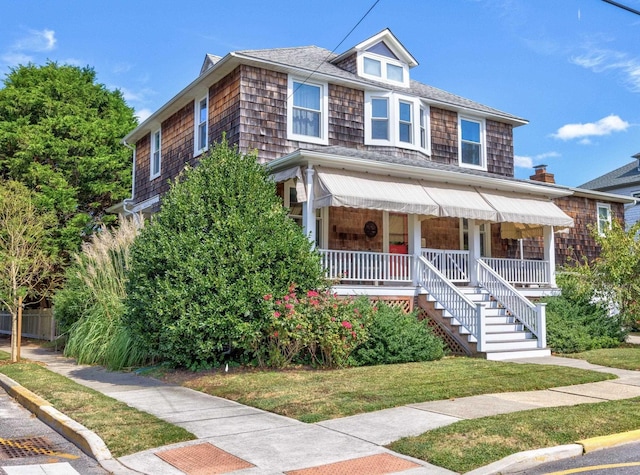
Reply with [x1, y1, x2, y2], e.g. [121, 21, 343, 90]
[255, 286, 373, 368]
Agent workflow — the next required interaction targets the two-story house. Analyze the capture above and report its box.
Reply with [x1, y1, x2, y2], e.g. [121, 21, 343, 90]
[579, 153, 640, 229]
[117, 29, 632, 359]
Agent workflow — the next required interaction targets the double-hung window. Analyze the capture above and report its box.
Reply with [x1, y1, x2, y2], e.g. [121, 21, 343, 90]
[398, 101, 413, 143]
[195, 96, 208, 155]
[371, 98, 389, 140]
[459, 117, 485, 169]
[419, 107, 427, 149]
[597, 203, 612, 235]
[287, 77, 328, 145]
[150, 129, 161, 179]
[358, 41, 409, 87]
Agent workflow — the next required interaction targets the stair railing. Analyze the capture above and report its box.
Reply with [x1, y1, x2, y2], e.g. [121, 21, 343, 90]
[416, 256, 486, 351]
[477, 259, 546, 348]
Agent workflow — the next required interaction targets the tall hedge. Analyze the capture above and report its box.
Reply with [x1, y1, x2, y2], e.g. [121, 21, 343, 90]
[124, 141, 324, 369]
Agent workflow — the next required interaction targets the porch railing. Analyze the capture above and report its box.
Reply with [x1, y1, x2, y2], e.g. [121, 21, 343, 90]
[319, 249, 412, 282]
[421, 249, 469, 282]
[477, 260, 546, 348]
[416, 256, 486, 350]
[482, 257, 549, 286]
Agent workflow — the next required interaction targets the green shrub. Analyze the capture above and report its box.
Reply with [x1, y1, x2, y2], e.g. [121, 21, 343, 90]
[351, 304, 445, 366]
[545, 273, 626, 353]
[124, 140, 325, 370]
[57, 216, 146, 369]
[256, 289, 373, 368]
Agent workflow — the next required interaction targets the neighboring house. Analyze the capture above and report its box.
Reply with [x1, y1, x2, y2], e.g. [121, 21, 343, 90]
[579, 153, 640, 229]
[116, 29, 632, 360]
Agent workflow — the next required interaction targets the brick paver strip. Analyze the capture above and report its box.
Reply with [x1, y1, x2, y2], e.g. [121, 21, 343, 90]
[156, 442, 254, 475]
[285, 453, 421, 475]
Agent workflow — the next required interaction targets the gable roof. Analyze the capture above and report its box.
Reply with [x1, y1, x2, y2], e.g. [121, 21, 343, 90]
[579, 159, 640, 191]
[330, 28, 419, 68]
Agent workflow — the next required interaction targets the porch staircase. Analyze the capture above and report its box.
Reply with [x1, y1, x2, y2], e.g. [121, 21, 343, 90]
[418, 287, 551, 361]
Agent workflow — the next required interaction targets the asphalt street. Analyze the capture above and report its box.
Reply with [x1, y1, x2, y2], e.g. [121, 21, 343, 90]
[0, 386, 106, 475]
[518, 441, 640, 474]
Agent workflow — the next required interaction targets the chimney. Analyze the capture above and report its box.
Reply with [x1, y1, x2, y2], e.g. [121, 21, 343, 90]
[530, 164, 555, 184]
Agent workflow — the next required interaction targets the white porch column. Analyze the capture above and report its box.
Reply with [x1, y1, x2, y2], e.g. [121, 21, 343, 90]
[468, 219, 481, 286]
[302, 166, 316, 248]
[408, 214, 421, 285]
[543, 226, 556, 287]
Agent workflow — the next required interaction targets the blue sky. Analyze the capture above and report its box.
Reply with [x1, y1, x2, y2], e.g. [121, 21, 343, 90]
[1, 0, 638, 187]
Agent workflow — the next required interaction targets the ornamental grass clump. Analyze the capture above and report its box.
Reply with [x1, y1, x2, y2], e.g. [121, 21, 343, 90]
[256, 287, 373, 368]
[56, 216, 146, 370]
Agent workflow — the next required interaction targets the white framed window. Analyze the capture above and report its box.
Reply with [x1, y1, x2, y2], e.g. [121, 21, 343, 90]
[398, 101, 413, 144]
[287, 76, 328, 145]
[371, 97, 389, 140]
[459, 116, 486, 170]
[365, 92, 430, 153]
[195, 95, 208, 155]
[357, 42, 409, 87]
[597, 203, 612, 235]
[150, 129, 161, 179]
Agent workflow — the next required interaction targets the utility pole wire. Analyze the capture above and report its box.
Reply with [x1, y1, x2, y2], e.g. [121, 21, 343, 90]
[602, 0, 640, 16]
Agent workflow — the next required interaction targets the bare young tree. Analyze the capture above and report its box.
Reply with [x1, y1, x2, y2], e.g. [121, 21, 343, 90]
[0, 181, 56, 362]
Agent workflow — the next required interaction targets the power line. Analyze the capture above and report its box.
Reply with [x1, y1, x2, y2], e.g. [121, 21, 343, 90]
[289, 0, 382, 100]
[602, 0, 640, 16]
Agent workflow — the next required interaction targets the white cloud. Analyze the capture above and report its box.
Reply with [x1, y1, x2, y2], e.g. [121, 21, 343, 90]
[552, 114, 629, 141]
[14, 28, 56, 52]
[572, 48, 640, 93]
[514, 155, 533, 168]
[118, 86, 155, 103]
[514, 151, 561, 169]
[135, 108, 153, 123]
[1, 52, 33, 67]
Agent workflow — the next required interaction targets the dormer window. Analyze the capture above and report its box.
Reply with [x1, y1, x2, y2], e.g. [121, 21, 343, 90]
[358, 41, 409, 86]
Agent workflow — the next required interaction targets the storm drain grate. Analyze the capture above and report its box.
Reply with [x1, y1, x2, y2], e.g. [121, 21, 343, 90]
[156, 442, 254, 475]
[0, 437, 57, 459]
[285, 453, 422, 475]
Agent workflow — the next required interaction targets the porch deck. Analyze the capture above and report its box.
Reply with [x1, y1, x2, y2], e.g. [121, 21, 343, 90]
[319, 248, 554, 290]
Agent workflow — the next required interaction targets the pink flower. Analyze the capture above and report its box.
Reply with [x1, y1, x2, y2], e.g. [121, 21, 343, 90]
[284, 295, 290, 301]
[310, 299, 319, 307]
[276, 300, 282, 305]
[285, 303, 293, 310]
[263, 294, 272, 301]
[342, 321, 352, 329]
[307, 290, 319, 297]
[273, 311, 281, 318]
[331, 317, 336, 322]
[273, 331, 279, 338]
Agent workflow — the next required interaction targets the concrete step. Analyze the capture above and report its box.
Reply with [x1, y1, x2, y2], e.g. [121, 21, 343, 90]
[485, 348, 552, 361]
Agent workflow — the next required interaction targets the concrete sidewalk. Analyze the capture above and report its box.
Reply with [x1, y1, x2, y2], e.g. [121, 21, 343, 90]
[3, 343, 640, 475]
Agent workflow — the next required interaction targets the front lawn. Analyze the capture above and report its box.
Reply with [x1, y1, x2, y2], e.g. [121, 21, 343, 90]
[168, 357, 614, 423]
[564, 346, 640, 371]
[390, 397, 640, 473]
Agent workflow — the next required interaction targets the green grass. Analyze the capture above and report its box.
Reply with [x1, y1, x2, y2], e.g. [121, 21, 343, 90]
[179, 357, 614, 423]
[389, 397, 640, 473]
[0, 355, 195, 457]
[564, 346, 640, 371]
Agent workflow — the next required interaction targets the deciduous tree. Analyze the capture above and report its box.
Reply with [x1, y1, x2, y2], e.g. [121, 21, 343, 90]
[0, 181, 56, 362]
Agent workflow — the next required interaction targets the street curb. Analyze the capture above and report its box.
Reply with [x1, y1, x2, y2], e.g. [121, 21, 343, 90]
[465, 430, 640, 474]
[464, 444, 583, 475]
[578, 429, 640, 453]
[0, 372, 140, 474]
